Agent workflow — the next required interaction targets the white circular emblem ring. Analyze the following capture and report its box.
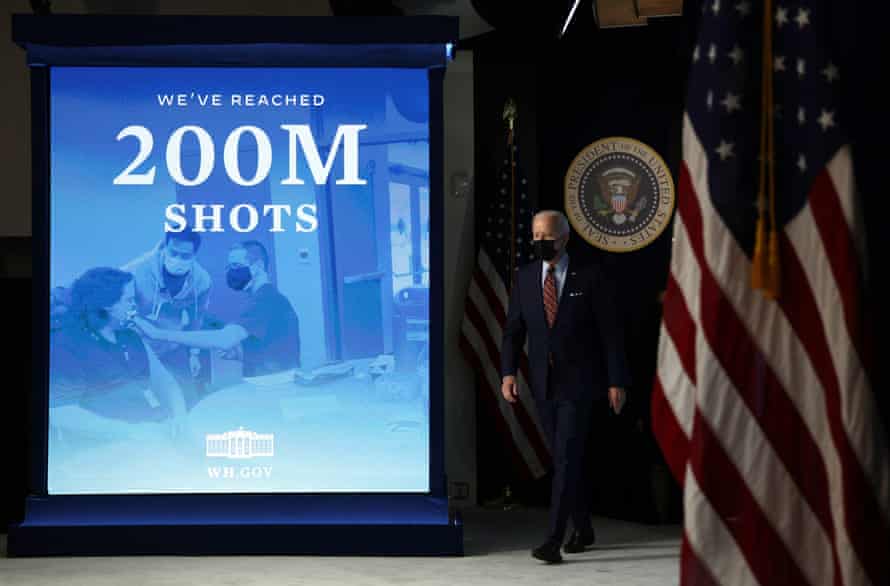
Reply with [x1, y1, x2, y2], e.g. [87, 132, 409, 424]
[564, 137, 676, 253]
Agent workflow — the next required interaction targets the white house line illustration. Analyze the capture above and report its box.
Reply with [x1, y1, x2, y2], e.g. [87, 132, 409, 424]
[206, 427, 274, 459]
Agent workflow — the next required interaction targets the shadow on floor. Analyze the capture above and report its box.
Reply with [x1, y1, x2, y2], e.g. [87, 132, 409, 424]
[459, 506, 681, 557]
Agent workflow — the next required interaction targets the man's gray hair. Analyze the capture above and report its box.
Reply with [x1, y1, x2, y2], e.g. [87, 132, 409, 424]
[533, 210, 571, 236]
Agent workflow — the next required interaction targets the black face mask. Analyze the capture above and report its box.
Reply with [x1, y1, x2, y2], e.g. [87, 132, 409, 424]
[226, 266, 252, 291]
[533, 239, 558, 262]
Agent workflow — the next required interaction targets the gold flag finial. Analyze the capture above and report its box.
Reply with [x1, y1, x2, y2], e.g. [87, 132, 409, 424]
[502, 98, 517, 133]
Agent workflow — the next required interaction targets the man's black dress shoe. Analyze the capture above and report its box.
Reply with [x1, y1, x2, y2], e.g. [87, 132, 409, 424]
[563, 527, 596, 553]
[531, 541, 563, 563]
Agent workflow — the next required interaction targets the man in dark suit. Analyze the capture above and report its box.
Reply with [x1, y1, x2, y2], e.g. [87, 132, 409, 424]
[501, 210, 630, 564]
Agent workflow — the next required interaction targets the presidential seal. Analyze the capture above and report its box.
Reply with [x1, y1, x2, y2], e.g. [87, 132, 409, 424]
[564, 137, 675, 253]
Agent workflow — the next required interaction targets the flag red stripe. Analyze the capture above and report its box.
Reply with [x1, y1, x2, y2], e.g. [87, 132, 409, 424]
[690, 412, 811, 586]
[471, 270, 534, 389]
[777, 230, 890, 586]
[680, 534, 720, 586]
[698, 253, 838, 542]
[463, 298, 552, 468]
[459, 334, 535, 481]
[653, 270, 699, 486]
[472, 267, 507, 324]
[652, 376, 689, 485]
[662, 273, 697, 385]
[808, 170, 872, 373]
[679, 166, 839, 543]
[660, 9, 890, 579]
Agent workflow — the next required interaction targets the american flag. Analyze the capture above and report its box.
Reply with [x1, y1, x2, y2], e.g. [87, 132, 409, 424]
[653, 1, 890, 585]
[460, 111, 551, 479]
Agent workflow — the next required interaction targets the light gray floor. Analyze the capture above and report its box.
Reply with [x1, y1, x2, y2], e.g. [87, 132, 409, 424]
[0, 507, 681, 586]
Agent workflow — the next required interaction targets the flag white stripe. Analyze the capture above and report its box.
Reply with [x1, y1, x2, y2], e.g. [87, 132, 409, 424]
[467, 278, 547, 440]
[696, 329, 836, 586]
[684, 115, 871, 586]
[656, 324, 695, 438]
[657, 214, 703, 439]
[826, 145, 867, 265]
[469, 249, 552, 476]
[461, 316, 547, 478]
[477, 249, 550, 448]
[684, 466, 761, 586]
[478, 249, 510, 310]
[670, 196, 836, 585]
[786, 196, 890, 524]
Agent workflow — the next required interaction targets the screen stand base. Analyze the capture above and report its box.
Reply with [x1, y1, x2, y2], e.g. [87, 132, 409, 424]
[8, 494, 463, 556]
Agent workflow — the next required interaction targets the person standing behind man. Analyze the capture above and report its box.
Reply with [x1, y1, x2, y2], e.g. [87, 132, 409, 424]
[122, 228, 212, 406]
[500, 210, 631, 564]
[131, 240, 300, 378]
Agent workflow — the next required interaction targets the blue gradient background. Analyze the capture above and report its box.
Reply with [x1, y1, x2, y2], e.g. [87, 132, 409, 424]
[48, 67, 430, 494]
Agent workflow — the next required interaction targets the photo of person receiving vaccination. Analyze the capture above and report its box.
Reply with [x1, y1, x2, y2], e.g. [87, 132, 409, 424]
[49, 268, 189, 441]
[131, 240, 301, 378]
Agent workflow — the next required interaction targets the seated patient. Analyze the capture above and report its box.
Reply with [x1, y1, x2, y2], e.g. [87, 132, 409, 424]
[50, 267, 188, 439]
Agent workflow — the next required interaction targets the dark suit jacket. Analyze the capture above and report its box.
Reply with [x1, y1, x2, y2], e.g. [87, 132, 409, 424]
[500, 259, 631, 401]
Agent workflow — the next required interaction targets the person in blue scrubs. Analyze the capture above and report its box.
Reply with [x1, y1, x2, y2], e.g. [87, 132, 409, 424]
[131, 240, 301, 378]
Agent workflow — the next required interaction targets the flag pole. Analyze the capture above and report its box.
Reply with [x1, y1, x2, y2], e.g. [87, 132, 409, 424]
[764, 0, 781, 299]
[502, 97, 519, 510]
[503, 98, 518, 290]
[752, 0, 771, 292]
[752, 0, 780, 298]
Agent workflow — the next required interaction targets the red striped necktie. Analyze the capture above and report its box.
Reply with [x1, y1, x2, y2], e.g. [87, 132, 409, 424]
[543, 263, 558, 328]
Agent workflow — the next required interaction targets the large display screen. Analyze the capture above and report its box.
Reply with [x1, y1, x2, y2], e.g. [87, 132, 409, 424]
[47, 67, 431, 494]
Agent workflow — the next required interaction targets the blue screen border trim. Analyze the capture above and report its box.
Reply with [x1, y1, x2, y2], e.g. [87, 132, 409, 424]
[22, 43, 450, 68]
[30, 64, 50, 498]
[22, 16, 455, 501]
[13, 15, 458, 68]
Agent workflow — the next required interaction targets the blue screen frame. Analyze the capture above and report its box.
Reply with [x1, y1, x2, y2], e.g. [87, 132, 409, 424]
[25, 31, 449, 500]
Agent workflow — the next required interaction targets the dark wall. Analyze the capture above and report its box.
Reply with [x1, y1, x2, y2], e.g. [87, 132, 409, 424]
[470, 0, 890, 522]
[534, 13, 694, 431]
[846, 1, 890, 447]
[470, 47, 544, 508]
[470, 11, 696, 521]
[1, 238, 31, 531]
